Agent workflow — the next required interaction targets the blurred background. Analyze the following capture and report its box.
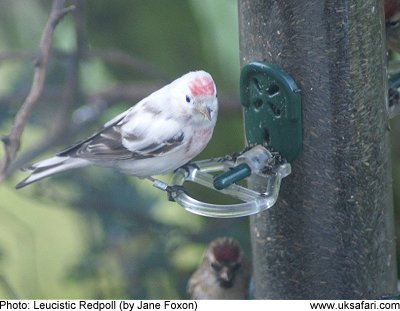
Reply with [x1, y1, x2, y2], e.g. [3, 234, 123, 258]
[1, 0, 400, 300]
[0, 0, 249, 299]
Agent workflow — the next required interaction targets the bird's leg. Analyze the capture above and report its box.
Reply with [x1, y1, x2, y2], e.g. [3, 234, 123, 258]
[148, 177, 188, 202]
[165, 185, 188, 202]
[147, 176, 156, 183]
[175, 162, 200, 174]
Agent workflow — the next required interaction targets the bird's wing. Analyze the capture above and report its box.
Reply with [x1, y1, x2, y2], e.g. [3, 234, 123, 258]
[57, 103, 185, 160]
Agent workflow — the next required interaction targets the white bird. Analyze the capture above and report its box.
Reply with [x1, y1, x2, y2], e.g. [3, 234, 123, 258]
[187, 237, 251, 300]
[16, 70, 218, 189]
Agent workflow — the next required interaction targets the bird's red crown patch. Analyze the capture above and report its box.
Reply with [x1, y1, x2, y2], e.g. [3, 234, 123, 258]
[213, 243, 240, 263]
[189, 76, 215, 97]
[385, 0, 397, 18]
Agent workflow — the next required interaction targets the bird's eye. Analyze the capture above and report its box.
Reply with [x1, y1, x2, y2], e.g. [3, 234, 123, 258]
[185, 95, 191, 103]
[211, 262, 222, 272]
[387, 19, 400, 28]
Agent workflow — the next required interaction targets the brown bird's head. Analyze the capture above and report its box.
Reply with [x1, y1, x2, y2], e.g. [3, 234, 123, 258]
[206, 237, 244, 288]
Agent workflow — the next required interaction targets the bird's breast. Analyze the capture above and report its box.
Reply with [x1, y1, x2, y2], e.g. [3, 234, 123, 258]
[185, 127, 214, 158]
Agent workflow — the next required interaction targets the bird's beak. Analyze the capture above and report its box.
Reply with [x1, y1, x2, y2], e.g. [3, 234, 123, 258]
[217, 268, 234, 288]
[220, 271, 231, 282]
[197, 106, 213, 121]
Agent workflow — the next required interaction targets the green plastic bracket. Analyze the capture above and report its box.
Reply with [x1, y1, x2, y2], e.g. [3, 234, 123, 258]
[240, 61, 302, 162]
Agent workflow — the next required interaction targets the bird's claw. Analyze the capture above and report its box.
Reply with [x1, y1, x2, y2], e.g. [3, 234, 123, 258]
[166, 185, 188, 202]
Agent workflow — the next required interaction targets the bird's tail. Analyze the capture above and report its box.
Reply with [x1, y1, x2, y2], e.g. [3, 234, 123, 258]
[15, 156, 89, 189]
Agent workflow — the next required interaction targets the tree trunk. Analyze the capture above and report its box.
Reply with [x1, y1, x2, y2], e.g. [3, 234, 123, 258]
[239, 0, 398, 299]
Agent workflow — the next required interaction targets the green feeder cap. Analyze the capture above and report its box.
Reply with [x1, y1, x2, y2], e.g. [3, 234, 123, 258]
[240, 61, 302, 162]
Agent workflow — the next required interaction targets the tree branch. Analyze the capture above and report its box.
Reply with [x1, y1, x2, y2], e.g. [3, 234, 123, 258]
[0, 48, 168, 80]
[47, 0, 85, 149]
[0, 0, 75, 182]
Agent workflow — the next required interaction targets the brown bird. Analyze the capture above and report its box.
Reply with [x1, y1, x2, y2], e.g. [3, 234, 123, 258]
[385, 0, 400, 52]
[187, 237, 251, 300]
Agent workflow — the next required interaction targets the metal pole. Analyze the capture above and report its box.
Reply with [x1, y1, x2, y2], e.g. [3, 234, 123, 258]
[239, 0, 398, 299]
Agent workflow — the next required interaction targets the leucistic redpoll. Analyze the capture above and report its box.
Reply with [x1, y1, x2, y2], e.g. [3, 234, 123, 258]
[187, 237, 251, 300]
[16, 70, 218, 189]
